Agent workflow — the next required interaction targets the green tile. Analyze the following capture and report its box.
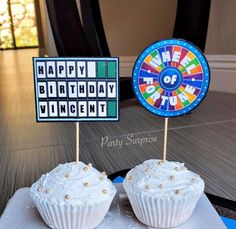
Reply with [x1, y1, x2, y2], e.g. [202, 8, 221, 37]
[183, 100, 190, 107]
[108, 61, 116, 78]
[108, 101, 117, 117]
[143, 85, 160, 99]
[151, 50, 157, 57]
[181, 68, 185, 73]
[98, 61, 106, 78]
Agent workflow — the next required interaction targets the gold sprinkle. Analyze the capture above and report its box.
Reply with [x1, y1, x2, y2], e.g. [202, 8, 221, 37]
[37, 187, 42, 192]
[99, 176, 104, 181]
[64, 194, 70, 200]
[145, 184, 150, 189]
[170, 175, 175, 180]
[46, 189, 50, 194]
[84, 182, 89, 187]
[102, 189, 107, 194]
[65, 173, 70, 178]
[101, 171, 106, 176]
[83, 166, 88, 172]
[191, 175, 199, 182]
[128, 176, 133, 181]
[88, 163, 92, 167]
[159, 184, 163, 189]
[144, 167, 150, 173]
[175, 190, 181, 194]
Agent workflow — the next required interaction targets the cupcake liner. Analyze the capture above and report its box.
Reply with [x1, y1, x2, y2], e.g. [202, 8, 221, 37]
[124, 186, 202, 228]
[31, 194, 114, 229]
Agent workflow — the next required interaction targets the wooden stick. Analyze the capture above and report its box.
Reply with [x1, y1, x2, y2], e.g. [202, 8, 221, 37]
[76, 122, 80, 163]
[163, 117, 169, 161]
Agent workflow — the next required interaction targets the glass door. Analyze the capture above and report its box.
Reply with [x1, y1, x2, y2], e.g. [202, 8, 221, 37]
[0, 0, 38, 49]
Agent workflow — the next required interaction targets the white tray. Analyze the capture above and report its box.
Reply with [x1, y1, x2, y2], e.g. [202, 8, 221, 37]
[0, 184, 226, 229]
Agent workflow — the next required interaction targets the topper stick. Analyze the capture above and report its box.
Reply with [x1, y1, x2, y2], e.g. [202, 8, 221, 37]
[76, 122, 80, 163]
[163, 117, 168, 161]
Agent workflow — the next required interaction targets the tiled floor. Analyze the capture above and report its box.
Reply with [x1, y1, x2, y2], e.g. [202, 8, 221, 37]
[0, 49, 235, 215]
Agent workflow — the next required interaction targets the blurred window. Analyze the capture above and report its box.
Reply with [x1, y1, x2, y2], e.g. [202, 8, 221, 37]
[0, 0, 38, 49]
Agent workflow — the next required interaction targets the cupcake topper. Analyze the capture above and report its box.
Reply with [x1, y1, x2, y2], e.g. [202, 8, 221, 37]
[132, 39, 210, 160]
[33, 57, 119, 163]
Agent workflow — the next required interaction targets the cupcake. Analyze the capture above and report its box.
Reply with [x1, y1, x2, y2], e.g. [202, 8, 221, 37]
[30, 162, 116, 229]
[123, 159, 204, 228]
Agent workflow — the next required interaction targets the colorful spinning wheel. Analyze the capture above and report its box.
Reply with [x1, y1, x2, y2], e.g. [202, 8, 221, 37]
[132, 39, 210, 117]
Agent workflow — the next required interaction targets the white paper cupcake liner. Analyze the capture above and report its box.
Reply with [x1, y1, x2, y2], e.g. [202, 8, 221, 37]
[124, 187, 202, 228]
[31, 194, 114, 229]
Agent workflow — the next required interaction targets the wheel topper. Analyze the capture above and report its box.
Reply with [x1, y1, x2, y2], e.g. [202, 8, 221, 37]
[132, 39, 210, 117]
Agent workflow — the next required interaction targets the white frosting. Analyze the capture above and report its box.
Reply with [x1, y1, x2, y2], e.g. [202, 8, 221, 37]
[30, 162, 116, 206]
[123, 159, 204, 198]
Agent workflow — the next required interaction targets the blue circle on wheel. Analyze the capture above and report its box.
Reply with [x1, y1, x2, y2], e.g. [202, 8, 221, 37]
[159, 66, 183, 91]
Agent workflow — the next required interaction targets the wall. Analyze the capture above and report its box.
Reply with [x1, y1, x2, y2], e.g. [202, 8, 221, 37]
[100, 0, 177, 56]
[206, 0, 236, 55]
[205, 0, 236, 92]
